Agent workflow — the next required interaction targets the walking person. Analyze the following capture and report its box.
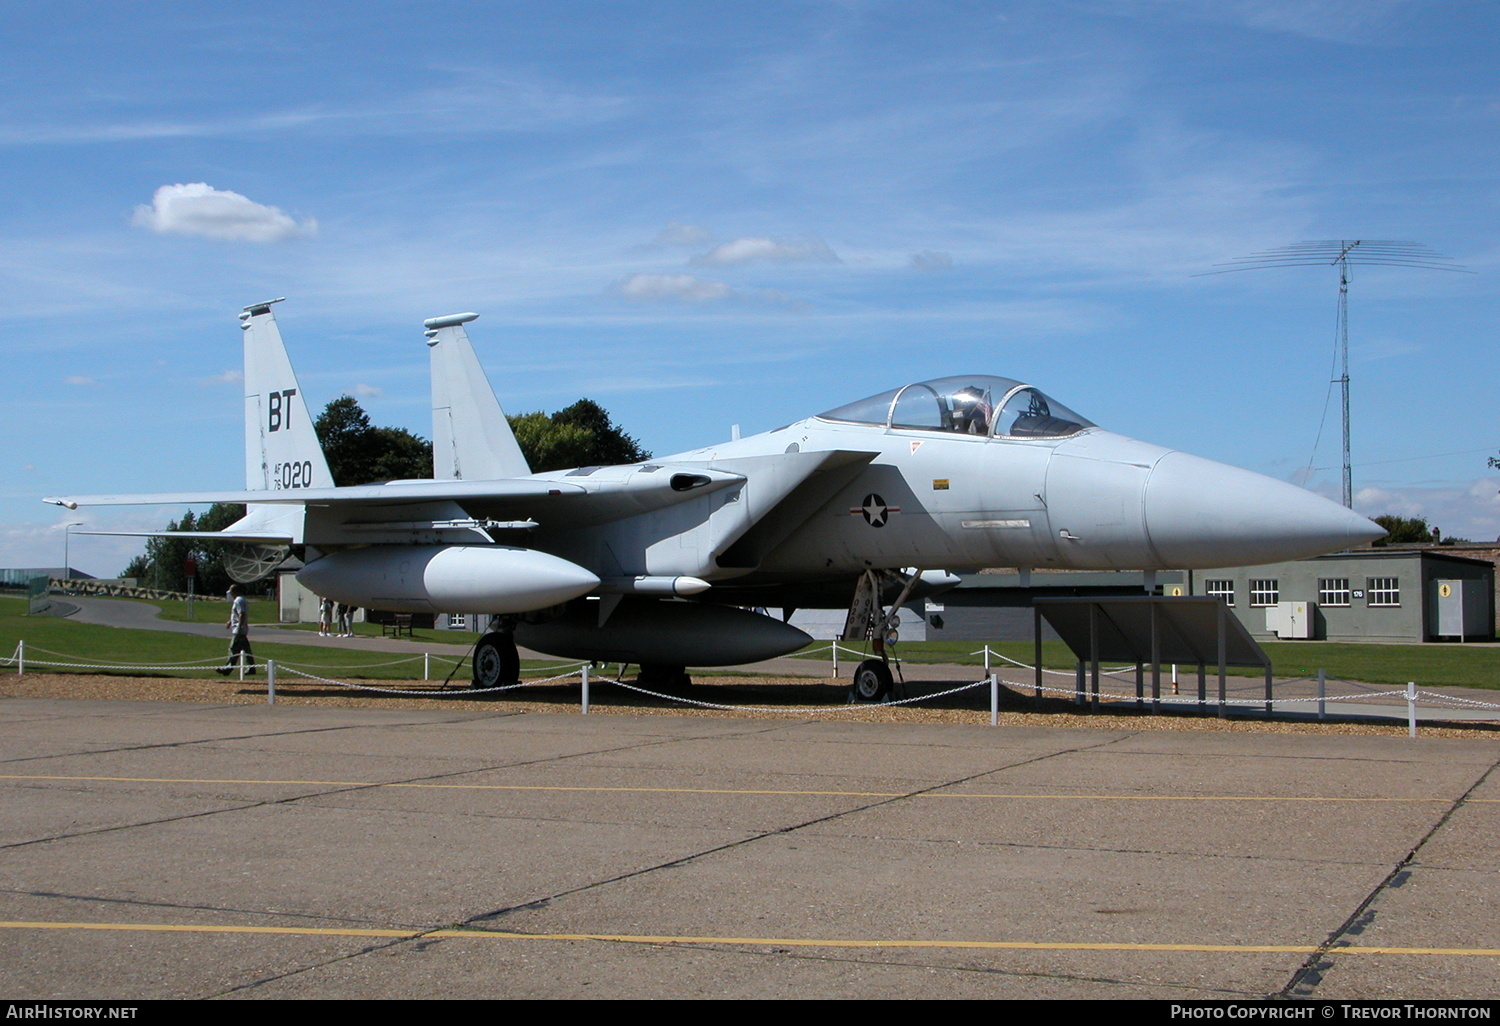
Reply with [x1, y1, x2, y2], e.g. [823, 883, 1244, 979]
[217, 584, 255, 675]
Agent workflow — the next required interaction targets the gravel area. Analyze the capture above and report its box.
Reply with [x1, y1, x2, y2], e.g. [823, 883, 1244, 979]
[3, 671, 1495, 738]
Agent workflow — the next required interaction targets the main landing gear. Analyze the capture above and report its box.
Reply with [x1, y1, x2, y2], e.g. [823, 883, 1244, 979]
[473, 631, 520, 690]
[638, 664, 693, 694]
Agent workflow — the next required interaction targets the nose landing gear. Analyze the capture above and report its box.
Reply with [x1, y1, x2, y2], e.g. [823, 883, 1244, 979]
[843, 568, 922, 704]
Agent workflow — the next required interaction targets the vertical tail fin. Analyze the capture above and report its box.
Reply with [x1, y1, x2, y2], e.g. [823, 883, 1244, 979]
[426, 312, 531, 480]
[240, 299, 336, 491]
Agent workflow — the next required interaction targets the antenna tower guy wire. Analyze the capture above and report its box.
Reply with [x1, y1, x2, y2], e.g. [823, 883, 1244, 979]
[1198, 240, 1471, 509]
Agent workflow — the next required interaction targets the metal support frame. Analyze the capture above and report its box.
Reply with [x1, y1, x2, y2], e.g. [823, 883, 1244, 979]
[1033, 596, 1271, 721]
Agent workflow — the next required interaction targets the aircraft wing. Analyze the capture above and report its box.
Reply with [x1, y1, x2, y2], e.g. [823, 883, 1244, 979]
[44, 466, 756, 544]
[44, 478, 585, 510]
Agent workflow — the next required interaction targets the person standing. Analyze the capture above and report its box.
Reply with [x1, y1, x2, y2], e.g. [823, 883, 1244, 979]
[318, 596, 333, 637]
[218, 584, 255, 675]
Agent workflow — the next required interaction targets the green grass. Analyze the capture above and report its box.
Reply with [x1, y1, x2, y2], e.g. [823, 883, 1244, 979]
[797, 637, 1500, 690]
[116, 595, 267, 624]
[0, 596, 571, 682]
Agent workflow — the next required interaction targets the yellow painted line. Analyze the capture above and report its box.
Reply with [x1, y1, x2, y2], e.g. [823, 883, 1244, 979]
[0, 920, 414, 938]
[2, 921, 1497, 957]
[0, 774, 1487, 802]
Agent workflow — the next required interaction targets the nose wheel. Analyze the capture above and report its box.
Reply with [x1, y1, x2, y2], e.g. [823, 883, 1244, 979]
[850, 658, 893, 703]
[473, 632, 520, 689]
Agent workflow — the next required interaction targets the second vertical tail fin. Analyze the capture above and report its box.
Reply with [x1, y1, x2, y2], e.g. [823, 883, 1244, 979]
[426, 312, 532, 480]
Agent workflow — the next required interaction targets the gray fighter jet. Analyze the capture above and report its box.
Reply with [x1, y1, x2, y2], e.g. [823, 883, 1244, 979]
[50, 300, 1381, 699]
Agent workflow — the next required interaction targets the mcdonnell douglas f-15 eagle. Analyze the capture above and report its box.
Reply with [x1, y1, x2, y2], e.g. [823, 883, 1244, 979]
[50, 300, 1381, 699]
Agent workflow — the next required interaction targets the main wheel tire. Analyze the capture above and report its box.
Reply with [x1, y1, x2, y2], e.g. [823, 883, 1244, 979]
[473, 632, 520, 690]
[638, 664, 692, 694]
[851, 658, 893, 703]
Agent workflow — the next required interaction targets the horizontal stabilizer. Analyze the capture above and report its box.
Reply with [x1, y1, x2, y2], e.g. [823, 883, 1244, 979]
[44, 478, 586, 509]
[72, 529, 294, 543]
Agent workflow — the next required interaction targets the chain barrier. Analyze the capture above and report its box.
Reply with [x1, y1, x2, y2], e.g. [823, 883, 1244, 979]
[1010, 675, 1500, 713]
[10, 657, 241, 673]
[1413, 690, 1500, 710]
[265, 654, 436, 670]
[273, 662, 590, 697]
[606, 675, 988, 713]
[16, 644, 225, 667]
[9, 639, 1499, 721]
[970, 645, 1136, 676]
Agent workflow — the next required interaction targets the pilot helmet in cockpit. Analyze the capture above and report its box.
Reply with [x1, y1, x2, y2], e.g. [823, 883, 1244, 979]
[949, 385, 991, 434]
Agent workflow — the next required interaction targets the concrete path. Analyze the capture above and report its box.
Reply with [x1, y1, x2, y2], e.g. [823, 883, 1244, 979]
[1, 698, 1496, 1000]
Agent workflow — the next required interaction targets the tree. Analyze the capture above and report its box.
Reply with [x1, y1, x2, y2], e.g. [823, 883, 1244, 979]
[315, 395, 433, 485]
[508, 398, 651, 472]
[1371, 515, 1438, 546]
[549, 399, 650, 466]
[507, 412, 595, 473]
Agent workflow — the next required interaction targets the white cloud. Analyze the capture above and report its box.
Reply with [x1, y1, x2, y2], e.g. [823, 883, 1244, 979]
[616, 273, 734, 303]
[131, 183, 317, 243]
[205, 370, 243, 386]
[1353, 478, 1500, 543]
[63, 375, 93, 386]
[351, 383, 384, 398]
[691, 235, 840, 266]
[911, 250, 954, 270]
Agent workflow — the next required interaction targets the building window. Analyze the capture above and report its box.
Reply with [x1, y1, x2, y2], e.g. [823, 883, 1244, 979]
[1205, 579, 1235, 606]
[1249, 579, 1279, 607]
[1318, 578, 1351, 607]
[1368, 577, 1400, 607]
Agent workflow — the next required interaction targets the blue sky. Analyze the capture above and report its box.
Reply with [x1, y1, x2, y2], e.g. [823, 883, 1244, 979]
[4, 0, 1497, 577]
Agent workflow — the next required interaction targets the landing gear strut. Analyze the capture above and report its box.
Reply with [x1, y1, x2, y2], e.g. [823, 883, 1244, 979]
[843, 568, 923, 703]
[473, 631, 520, 689]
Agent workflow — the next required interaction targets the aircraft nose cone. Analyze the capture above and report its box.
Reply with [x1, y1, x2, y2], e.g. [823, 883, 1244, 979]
[1144, 451, 1383, 567]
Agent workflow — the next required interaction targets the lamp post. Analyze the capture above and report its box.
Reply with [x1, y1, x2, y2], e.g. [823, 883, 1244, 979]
[62, 522, 82, 591]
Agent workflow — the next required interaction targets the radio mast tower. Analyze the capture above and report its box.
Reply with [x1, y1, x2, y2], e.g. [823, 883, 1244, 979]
[1204, 240, 1470, 509]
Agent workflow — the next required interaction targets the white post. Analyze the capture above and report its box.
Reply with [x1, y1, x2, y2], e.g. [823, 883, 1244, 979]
[989, 673, 998, 726]
[984, 645, 992, 676]
[423, 652, 430, 681]
[238, 650, 246, 681]
[267, 660, 276, 705]
[831, 641, 839, 679]
[1171, 663, 1178, 695]
[1407, 681, 1417, 738]
[16, 639, 23, 675]
[1317, 669, 1326, 721]
[581, 664, 590, 715]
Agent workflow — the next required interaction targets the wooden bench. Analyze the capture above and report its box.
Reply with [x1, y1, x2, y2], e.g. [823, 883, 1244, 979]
[382, 614, 413, 638]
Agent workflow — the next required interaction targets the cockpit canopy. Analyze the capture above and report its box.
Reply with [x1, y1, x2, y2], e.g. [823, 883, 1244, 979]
[817, 375, 1093, 439]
